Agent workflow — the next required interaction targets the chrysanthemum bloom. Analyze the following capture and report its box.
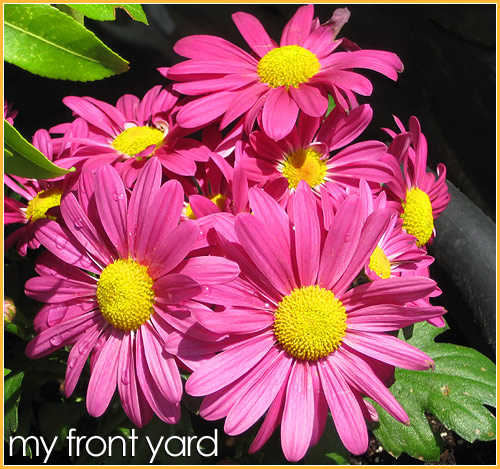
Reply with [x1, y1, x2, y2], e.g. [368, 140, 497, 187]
[166, 4, 403, 140]
[25, 159, 240, 427]
[383, 116, 450, 247]
[50, 85, 212, 186]
[4, 130, 72, 256]
[185, 182, 445, 460]
[239, 105, 395, 206]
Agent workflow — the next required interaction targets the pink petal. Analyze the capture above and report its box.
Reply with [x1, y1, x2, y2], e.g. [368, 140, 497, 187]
[174, 256, 240, 286]
[192, 307, 273, 334]
[232, 12, 276, 57]
[86, 328, 122, 417]
[309, 364, 328, 447]
[280, 4, 314, 47]
[175, 92, 235, 129]
[95, 164, 128, 258]
[262, 87, 298, 141]
[289, 84, 328, 117]
[154, 273, 202, 305]
[293, 181, 321, 286]
[281, 361, 314, 461]
[343, 331, 435, 370]
[25, 276, 96, 303]
[185, 331, 275, 396]
[317, 360, 368, 455]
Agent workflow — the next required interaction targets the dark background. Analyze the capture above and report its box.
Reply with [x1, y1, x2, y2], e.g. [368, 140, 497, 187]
[4, 3, 496, 221]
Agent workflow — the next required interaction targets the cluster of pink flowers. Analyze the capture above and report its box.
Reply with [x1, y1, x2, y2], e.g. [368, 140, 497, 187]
[5, 5, 451, 461]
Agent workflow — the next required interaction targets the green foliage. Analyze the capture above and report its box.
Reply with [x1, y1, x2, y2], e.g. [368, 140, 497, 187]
[4, 120, 73, 179]
[70, 4, 148, 24]
[304, 420, 351, 465]
[4, 370, 24, 440]
[370, 321, 496, 462]
[4, 4, 129, 81]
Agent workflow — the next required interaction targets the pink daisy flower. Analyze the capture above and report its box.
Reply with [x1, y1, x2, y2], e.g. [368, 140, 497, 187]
[383, 116, 451, 247]
[239, 105, 395, 206]
[185, 182, 445, 460]
[4, 129, 72, 256]
[24, 158, 239, 427]
[50, 85, 211, 186]
[166, 4, 403, 140]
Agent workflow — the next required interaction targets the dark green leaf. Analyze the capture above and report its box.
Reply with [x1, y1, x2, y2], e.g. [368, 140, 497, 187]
[69, 4, 148, 24]
[371, 322, 496, 462]
[4, 4, 129, 81]
[4, 371, 24, 439]
[4, 120, 73, 179]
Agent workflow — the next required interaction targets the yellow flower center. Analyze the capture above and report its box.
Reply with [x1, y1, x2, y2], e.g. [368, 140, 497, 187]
[257, 45, 321, 89]
[401, 187, 434, 247]
[96, 259, 154, 331]
[26, 188, 62, 222]
[184, 194, 228, 220]
[281, 148, 327, 190]
[273, 285, 347, 361]
[111, 126, 164, 157]
[368, 246, 392, 279]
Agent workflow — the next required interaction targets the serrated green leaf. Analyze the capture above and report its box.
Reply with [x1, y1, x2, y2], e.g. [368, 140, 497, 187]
[69, 4, 148, 24]
[4, 4, 129, 81]
[4, 120, 73, 179]
[371, 322, 496, 462]
[4, 371, 24, 440]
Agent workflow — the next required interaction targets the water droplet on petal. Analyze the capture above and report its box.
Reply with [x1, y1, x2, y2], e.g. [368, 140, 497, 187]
[121, 369, 130, 385]
[73, 218, 83, 230]
[197, 230, 205, 241]
[50, 334, 63, 346]
[67, 356, 77, 369]
[113, 192, 125, 201]
[203, 286, 211, 294]
[264, 302, 270, 309]
[55, 237, 67, 250]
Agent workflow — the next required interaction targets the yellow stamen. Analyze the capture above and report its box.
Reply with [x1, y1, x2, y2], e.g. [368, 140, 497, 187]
[96, 259, 154, 331]
[281, 148, 327, 190]
[401, 187, 434, 247]
[112, 126, 164, 157]
[274, 285, 347, 361]
[26, 188, 63, 222]
[257, 45, 320, 89]
[369, 246, 391, 279]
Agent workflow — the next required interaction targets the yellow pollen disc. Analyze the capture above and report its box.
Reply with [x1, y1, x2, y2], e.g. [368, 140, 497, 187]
[401, 187, 434, 247]
[281, 148, 327, 190]
[273, 285, 347, 361]
[184, 194, 228, 220]
[26, 188, 62, 222]
[96, 259, 154, 331]
[369, 246, 392, 279]
[257, 45, 321, 89]
[111, 126, 164, 157]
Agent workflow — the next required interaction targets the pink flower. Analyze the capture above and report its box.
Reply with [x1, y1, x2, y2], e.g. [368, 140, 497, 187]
[383, 116, 451, 247]
[166, 5, 403, 140]
[185, 182, 445, 460]
[50, 85, 212, 186]
[239, 105, 395, 206]
[4, 101, 18, 125]
[24, 159, 240, 427]
[4, 130, 72, 256]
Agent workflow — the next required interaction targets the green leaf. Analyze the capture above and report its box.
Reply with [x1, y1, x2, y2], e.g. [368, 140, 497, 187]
[326, 94, 336, 117]
[4, 371, 24, 440]
[371, 322, 496, 462]
[4, 120, 73, 179]
[4, 4, 129, 81]
[69, 4, 148, 24]
[304, 418, 350, 465]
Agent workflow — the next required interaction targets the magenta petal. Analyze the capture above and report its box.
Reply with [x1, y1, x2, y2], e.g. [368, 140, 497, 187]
[118, 333, 153, 427]
[25, 276, 96, 304]
[317, 360, 369, 455]
[281, 361, 314, 462]
[192, 307, 273, 335]
[280, 4, 314, 47]
[334, 347, 409, 424]
[309, 364, 328, 447]
[175, 256, 240, 286]
[289, 84, 328, 117]
[186, 331, 275, 396]
[235, 213, 295, 296]
[189, 194, 221, 218]
[95, 164, 128, 258]
[65, 322, 104, 397]
[155, 273, 202, 305]
[86, 328, 122, 418]
[232, 12, 276, 57]
[343, 331, 435, 370]
[294, 182, 321, 286]
[176, 92, 235, 129]
[262, 88, 299, 141]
